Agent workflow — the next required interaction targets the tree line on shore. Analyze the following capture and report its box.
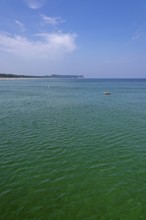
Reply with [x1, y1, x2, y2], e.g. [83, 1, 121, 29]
[0, 73, 41, 78]
[0, 73, 84, 79]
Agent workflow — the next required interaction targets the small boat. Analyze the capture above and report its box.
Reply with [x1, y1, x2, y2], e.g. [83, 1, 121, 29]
[103, 91, 111, 95]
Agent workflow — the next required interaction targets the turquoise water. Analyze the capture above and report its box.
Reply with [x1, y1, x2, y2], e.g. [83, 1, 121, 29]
[0, 78, 146, 220]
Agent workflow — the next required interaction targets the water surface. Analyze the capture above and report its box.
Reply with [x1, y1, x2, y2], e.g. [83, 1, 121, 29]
[0, 78, 146, 219]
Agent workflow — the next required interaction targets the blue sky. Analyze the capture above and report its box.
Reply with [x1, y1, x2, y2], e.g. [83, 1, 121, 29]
[0, 0, 146, 78]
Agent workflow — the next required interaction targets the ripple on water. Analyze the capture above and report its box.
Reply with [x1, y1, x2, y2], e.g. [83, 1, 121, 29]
[0, 79, 146, 219]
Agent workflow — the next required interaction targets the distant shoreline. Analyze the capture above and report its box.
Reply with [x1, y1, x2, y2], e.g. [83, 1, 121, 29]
[0, 77, 43, 80]
[0, 73, 84, 80]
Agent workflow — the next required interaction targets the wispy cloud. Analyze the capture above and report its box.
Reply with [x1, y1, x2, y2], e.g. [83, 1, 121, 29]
[0, 7, 77, 75]
[132, 21, 146, 41]
[132, 32, 142, 41]
[24, 0, 45, 9]
[131, 27, 146, 42]
[41, 14, 65, 26]
[0, 32, 77, 59]
[15, 20, 25, 32]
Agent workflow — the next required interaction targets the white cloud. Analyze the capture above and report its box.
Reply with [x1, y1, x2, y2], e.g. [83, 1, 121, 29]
[41, 14, 65, 26]
[15, 20, 25, 32]
[0, 7, 77, 75]
[24, 0, 45, 9]
[132, 29, 142, 41]
[0, 32, 77, 60]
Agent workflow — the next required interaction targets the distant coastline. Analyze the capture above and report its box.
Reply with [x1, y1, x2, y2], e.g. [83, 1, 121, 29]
[0, 73, 84, 79]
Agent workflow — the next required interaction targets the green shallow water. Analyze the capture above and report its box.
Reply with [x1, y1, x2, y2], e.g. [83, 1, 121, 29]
[0, 78, 146, 220]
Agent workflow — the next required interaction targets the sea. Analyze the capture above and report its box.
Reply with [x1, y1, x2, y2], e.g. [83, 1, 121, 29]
[0, 78, 146, 220]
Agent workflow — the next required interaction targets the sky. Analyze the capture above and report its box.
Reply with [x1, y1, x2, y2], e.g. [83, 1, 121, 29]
[0, 0, 146, 78]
